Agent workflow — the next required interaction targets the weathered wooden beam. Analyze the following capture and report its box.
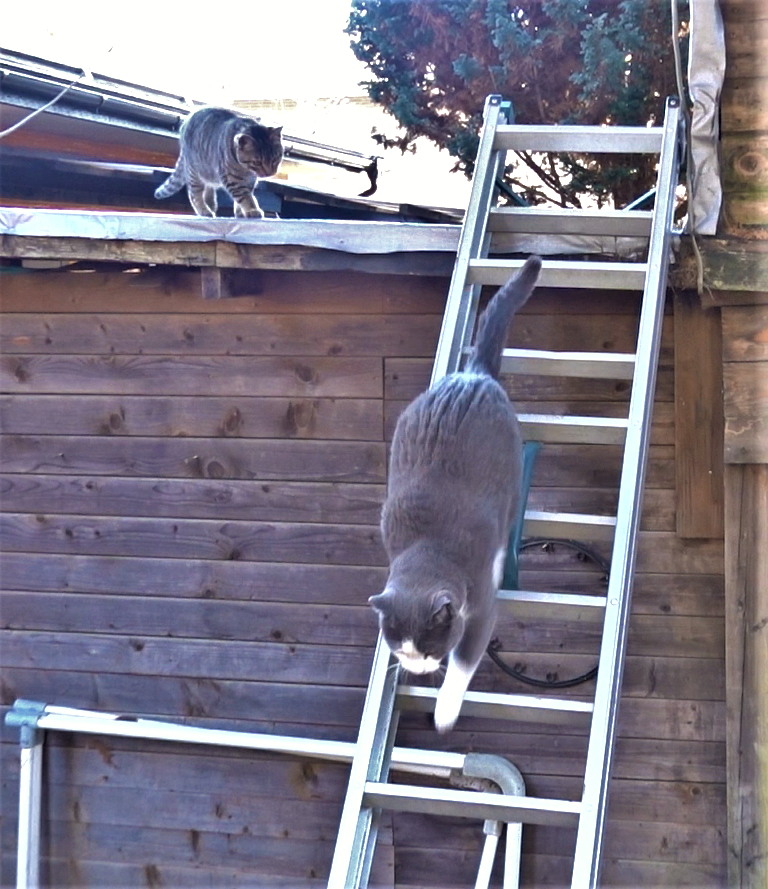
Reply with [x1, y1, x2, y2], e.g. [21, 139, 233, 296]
[671, 238, 768, 298]
[0, 234, 217, 267]
[724, 464, 768, 889]
[200, 267, 227, 299]
[701, 289, 768, 309]
[214, 241, 455, 277]
[673, 291, 725, 538]
[0, 234, 455, 277]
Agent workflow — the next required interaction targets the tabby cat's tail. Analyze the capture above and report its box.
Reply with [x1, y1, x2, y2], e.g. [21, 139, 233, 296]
[466, 255, 542, 380]
[154, 161, 186, 200]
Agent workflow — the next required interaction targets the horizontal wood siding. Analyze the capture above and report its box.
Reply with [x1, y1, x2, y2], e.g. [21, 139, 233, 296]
[0, 268, 725, 888]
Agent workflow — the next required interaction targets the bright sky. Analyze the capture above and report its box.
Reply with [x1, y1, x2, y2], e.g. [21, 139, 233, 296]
[3, 0, 370, 101]
[3, 0, 474, 208]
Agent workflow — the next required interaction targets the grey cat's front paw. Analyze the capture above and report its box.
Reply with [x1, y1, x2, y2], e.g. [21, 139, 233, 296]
[433, 687, 461, 733]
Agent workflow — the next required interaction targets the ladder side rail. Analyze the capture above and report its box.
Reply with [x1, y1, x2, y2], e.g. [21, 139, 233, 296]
[355, 704, 401, 889]
[15, 725, 44, 889]
[454, 232, 492, 375]
[570, 98, 683, 889]
[327, 637, 400, 889]
[330, 93, 510, 888]
[431, 94, 508, 383]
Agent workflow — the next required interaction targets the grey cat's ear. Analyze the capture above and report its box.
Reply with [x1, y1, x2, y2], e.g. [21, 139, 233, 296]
[430, 591, 453, 626]
[368, 591, 392, 615]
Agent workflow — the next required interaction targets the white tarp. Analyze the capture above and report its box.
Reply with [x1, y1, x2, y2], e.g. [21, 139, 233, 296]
[0, 207, 458, 254]
[0, 207, 649, 259]
[688, 0, 726, 235]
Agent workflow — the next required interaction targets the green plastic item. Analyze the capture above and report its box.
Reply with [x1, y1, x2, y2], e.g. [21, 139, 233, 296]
[501, 440, 541, 591]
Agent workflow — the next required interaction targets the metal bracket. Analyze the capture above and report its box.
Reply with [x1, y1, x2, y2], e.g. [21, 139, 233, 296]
[500, 100, 515, 125]
[5, 700, 47, 740]
[450, 754, 526, 889]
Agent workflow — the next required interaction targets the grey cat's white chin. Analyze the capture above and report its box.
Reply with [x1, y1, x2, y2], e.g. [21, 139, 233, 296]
[395, 652, 442, 675]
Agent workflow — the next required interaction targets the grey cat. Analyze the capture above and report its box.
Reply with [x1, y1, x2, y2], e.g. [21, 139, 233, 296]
[154, 107, 284, 218]
[369, 256, 543, 732]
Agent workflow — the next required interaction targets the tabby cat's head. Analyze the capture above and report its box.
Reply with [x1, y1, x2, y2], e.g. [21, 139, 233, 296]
[369, 583, 465, 674]
[234, 124, 284, 178]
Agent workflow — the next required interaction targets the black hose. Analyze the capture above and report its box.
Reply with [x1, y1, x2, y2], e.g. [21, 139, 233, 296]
[487, 537, 610, 689]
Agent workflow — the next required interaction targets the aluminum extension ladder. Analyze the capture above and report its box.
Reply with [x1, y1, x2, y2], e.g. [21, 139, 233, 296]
[329, 95, 684, 889]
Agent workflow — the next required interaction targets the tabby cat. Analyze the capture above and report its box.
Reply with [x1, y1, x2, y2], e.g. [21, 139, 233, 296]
[369, 256, 543, 732]
[154, 107, 283, 218]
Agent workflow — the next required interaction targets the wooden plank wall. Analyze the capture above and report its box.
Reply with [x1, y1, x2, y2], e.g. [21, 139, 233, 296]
[0, 266, 725, 887]
[721, 300, 768, 887]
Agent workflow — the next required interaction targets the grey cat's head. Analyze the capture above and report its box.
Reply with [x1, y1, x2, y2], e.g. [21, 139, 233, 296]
[369, 554, 466, 673]
[234, 124, 284, 178]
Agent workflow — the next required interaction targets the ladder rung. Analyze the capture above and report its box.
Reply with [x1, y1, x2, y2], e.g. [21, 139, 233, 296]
[501, 348, 636, 379]
[468, 259, 648, 290]
[396, 686, 593, 725]
[519, 413, 628, 444]
[497, 589, 607, 622]
[364, 782, 582, 827]
[523, 509, 617, 541]
[488, 207, 653, 238]
[493, 124, 664, 154]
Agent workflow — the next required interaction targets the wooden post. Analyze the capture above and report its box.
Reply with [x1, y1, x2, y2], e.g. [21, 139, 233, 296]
[725, 464, 768, 887]
[721, 296, 768, 886]
[674, 290, 725, 537]
[201, 267, 225, 300]
[719, 18, 767, 864]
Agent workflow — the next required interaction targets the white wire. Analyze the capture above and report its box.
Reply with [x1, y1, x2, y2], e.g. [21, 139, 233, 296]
[670, 0, 691, 127]
[671, 0, 705, 294]
[0, 70, 86, 140]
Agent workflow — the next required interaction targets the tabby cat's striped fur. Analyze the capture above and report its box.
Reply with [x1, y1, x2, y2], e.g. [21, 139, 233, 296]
[155, 107, 284, 218]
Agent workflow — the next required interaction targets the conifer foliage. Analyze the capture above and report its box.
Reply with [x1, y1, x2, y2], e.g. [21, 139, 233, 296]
[346, 0, 688, 207]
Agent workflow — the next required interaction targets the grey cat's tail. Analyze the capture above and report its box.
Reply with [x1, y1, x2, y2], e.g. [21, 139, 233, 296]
[466, 255, 542, 379]
[154, 161, 186, 200]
